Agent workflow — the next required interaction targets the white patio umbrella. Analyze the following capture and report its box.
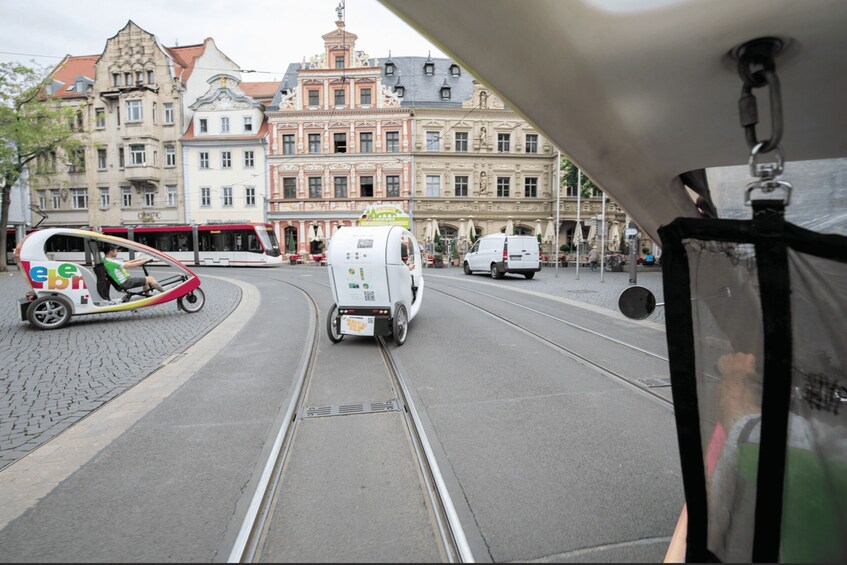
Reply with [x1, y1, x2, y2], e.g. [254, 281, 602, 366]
[505, 217, 514, 235]
[423, 219, 433, 241]
[586, 223, 596, 246]
[308, 224, 317, 242]
[535, 219, 543, 239]
[432, 218, 441, 239]
[316, 223, 324, 241]
[331, 222, 340, 237]
[544, 218, 555, 242]
[466, 216, 476, 241]
[458, 218, 467, 241]
[573, 221, 583, 249]
[608, 222, 620, 250]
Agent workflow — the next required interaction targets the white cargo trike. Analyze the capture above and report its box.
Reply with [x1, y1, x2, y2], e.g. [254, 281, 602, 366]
[325, 225, 423, 346]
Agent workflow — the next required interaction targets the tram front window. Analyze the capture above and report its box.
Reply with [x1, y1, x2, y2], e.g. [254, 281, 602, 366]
[257, 227, 282, 256]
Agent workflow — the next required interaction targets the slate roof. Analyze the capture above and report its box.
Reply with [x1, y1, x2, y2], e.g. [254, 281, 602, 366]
[268, 56, 475, 110]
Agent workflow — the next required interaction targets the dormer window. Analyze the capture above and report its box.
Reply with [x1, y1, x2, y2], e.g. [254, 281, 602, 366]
[424, 53, 434, 76]
[395, 84, 405, 98]
[450, 64, 461, 77]
[440, 79, 451, 100]
[385, 61, 395, 76]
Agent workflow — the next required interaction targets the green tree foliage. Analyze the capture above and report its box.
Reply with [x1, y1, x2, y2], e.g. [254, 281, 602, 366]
[433, 231, 443, 255]
[0, 61, 80, 271]
[559, 155, 598, 198]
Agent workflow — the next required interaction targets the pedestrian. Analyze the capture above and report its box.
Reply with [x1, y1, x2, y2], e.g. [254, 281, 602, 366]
[103, 245, 165, 293]
[588, 246, 600, 272]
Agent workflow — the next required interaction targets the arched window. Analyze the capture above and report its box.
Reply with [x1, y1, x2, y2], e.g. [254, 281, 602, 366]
[283, 226, 298, 253]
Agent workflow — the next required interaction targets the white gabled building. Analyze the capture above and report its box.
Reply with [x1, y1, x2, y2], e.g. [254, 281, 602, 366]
[181, 74, 269, 224]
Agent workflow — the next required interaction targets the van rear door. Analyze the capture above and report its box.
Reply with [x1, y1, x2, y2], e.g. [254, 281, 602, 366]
[506, 236, 540, 270]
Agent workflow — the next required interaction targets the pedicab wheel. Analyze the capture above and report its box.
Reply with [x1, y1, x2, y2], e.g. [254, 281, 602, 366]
[463, 262, 472, 275]
[177, 287, 206, 313]
[327, 303, 344, 343]
[392, 304, 408, 346]
[27, 295, 72, 330]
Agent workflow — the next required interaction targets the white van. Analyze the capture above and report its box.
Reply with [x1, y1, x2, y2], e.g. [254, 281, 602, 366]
[462, 234, 541, 279]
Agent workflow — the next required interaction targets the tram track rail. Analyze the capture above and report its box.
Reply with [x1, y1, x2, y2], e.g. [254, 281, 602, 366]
[224, 272, 472, 563]
[429, 285, 675, 409]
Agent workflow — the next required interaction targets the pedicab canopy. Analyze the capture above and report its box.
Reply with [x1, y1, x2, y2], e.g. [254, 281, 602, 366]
[357, 204, 411, 229]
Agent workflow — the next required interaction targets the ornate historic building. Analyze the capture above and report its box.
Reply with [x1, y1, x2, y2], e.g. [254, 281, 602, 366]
[266, 15, 626, 260]
[181, 74, 269, 224]
[34, 21, 243, 228]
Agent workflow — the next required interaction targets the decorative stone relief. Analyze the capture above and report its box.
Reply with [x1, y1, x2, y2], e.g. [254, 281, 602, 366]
[380, 84, 401, 107]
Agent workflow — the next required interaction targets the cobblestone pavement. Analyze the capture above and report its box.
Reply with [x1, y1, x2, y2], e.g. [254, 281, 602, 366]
[0, 269, 240, 471]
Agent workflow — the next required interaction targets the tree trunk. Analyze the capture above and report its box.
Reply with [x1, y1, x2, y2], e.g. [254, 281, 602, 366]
[0, 184, 11, 273]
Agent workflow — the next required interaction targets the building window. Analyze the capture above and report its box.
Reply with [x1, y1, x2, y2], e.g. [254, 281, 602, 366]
[426, 175, 440, 197]
[385, 61, 395, 75]
[244, 116, 253, 132]
[440, 84, 451, 100]
[566, 184, 579, 197]
[245, 186, 256, 206]
[97, 148, 107, 170]
[360, 176, 374, 197]
[283, 134, 295, 155]
[244, 150, 255, 168]
[455, 176, 469, 197]
[360, 88, 371, 105]
[152, 102, 157, 125]
[335, 55, 344, 69]
[147, 70, 154, 84]
[126, 99, 143, 122]
[497, 133, 510, 152]
[144, 187, 155, 207]
[99, 187, 109, 208]
[455, 132, 468, 152]
[450, 63, 461, 77]
[308, 133, 321, 153]
[308, 177, 322, 199]
[385, 131, 399, 152]
[37, 190, 47, 209]
[165, 145, 175, 167]
[524, 177, 538, 198]
[283, 178, 296, 199]
[167, 185, 177, 206]
[199, 118, 208, 133]
[112, 73, 120, 87]
[119, 186, 131, 207]
[118, 147, 125, 169]
[394, 85, 405, 98]
[334, 89, 345, 106]
[164, 103, 174, 124]
[221, 151, 231, 168]
[426, 131, 440, 151]
[424, 60, 434, 75]
[359, 132, 373, 153]
[136, 71, 144, 85]
[200, 187, 211, 207]
[124, 72, 132, 86]
[50, 189, 61, 209]
[199, 152, 209, 169]
[221, 117, 230, 133]
[385, 175, 400, 197]
[308, 90, 319, 106]
[95, 108, 105, 129]
[334, 177, 348, 198]
[333, 132, 346, 153]
[525, 133, 538, 153]
[497, 177, 510, 197]
[129, 144, 145, 165]
[222, 186, 233, 207]
[592, 186, 603, 197]
[71, 188, 88, 209]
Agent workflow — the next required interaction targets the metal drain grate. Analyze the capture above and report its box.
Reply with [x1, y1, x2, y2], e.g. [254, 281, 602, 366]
[301, 399, 402, 419]
[638, 378, 672, 388]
